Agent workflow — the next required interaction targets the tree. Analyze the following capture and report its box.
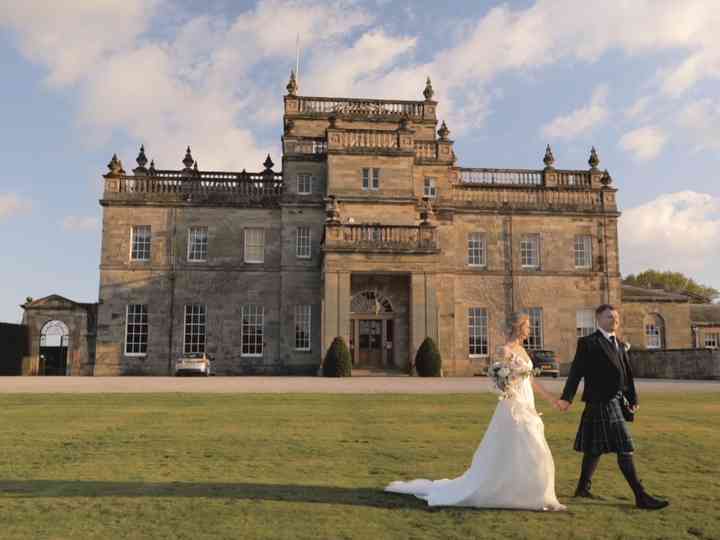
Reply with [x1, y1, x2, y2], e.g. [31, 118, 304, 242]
[414, 337, 442, 377]
[623, 270, 718, 303]
[322, 337, 352, 377]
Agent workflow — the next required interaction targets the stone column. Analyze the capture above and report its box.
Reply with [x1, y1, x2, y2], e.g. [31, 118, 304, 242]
[322, 271, 351, 358]
[410, 273, 437, 366]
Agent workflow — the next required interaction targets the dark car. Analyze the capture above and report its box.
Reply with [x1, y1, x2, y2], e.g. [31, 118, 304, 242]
[529, 350, 560, 378]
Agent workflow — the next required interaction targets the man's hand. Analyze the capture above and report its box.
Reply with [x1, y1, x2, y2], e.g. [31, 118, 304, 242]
[630, 404, 639, 413]
[554, 399, 571, 412]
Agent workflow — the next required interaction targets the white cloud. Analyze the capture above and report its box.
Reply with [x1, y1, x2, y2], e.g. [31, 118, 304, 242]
[540, 85, 609, 140]
[619, 126, 668, 161]
[677, 98, 720, 151]
[0, 193, 32, 221]
[620, 191, 720, 284]
[624, 96, 652, 120]
[63, 216, 99, 232]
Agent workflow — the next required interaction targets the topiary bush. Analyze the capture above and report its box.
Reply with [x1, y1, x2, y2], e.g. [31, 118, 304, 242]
[414, 337, 442, 377]
[323, 336, 352, 377]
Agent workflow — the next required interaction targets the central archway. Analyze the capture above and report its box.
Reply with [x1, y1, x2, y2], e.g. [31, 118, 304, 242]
[350, 290, 394, 368]
[40, 320, 70, 376]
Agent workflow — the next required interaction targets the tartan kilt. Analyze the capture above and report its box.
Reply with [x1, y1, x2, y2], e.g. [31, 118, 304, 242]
[574, 393, 635, 454]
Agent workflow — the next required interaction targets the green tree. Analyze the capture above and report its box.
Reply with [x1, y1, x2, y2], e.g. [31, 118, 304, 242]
[322, 337, 352, 377]
[414, 337, 442, 377]
[623, 270, 718, 303]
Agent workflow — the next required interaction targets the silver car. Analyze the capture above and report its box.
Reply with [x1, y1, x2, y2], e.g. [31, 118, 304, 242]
[174, 353, 213, 376]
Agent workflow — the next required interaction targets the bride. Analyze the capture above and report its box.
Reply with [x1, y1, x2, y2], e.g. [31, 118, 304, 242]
[385, 312, 566, 511]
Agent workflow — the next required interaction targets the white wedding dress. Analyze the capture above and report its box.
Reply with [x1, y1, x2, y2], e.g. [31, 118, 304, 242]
[385, 349, 566, 511]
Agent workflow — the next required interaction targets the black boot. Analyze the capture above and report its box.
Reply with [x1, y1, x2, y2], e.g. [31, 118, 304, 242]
[574, 453, 601, 498]
[617, 453, 669, 510]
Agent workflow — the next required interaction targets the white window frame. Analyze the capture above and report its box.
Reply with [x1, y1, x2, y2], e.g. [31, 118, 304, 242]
[645, 323, 662, 349]
[704, 332, 719, 349]
[130, 225, 151, 261]
[424, 176, 437, 199]
[520, 234, 540, 268]
[297, 173, 312, 195]
[294, 305, 311, 351]
[244, 228, 265, 264]
[125, 304, 148, 356]
[241, 304, 264, 357]
[362, 168, 380, 191]
[525, 307, 544, 350]
[183, 304, 206, 355]
[576, 309, 596, 338]
[296, 227, 311, 259]
[468, 307, 489, 357]
[187, 226, 208, 262]
[575, 235, 592, 269]
[467, 232, 487, 267]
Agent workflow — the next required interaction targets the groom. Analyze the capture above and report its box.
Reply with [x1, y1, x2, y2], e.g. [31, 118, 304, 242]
[556, 304, 669, 510]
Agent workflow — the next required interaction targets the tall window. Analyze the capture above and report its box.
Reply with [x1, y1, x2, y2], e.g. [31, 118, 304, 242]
[576, 309, 596, 338]
[244, 228, 265, 263]
[645, 314, 664, 349]
[520, 234, 540, 268]
[131, 225, 151, 261]
[125, 304, 148, 355]
[242, 304, 264, 356]
[468, 232, 487, 267]
[575, 235, 592, 269]
[296, 227, 311, 259]
[184, 304, 206, 354]
[294, 305, 311, 351]
[424, 177, 437, 199]
[704, 333, 719, 349]
[524, 308, 544, 350]
[297, 173, 312, 195]
[187, 227, 208, 262]
[468, 307, 489, 357]
[362, 168, 380, 190]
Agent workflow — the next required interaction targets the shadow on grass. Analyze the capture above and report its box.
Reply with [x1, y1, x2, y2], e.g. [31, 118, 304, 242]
[0, 480, 429, 509]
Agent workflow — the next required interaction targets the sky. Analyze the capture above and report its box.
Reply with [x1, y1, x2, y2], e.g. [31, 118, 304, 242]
[1, 0, 719, 323]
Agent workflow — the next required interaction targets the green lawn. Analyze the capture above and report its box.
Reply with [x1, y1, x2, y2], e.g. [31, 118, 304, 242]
[0, 392, 718, 540]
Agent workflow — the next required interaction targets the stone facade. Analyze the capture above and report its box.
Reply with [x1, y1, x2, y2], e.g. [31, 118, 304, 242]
[90, 77, 623, 376]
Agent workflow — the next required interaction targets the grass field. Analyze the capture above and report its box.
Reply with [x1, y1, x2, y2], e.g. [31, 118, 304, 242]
[0, 392, 718, 540]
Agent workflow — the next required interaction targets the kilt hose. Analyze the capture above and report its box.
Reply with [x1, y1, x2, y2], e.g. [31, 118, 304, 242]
[574, 392, 635, 454]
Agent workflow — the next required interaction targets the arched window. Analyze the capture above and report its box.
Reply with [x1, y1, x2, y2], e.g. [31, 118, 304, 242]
[350, 290, 393, 314]
[644, 314, 665, 349]
[40, 320, 70, 348]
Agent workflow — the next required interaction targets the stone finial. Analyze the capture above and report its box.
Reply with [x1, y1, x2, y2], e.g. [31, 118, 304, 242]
[263, 154, 274, 170]
[107, 153, 125, 175]
[399, 115, 410, 131]
[136, 145, 148, 168]
[148, 160, 156, 175]
[286, 69, 298, 96]
[328, 113, 337, 128]
[600, 169, 613, 186]
[419, 196, 432, 224]
[193, 161, 199, 174]
[325, 195, 341, 224]
[588, 146, 600, 169]
[543, 144, 555, 168]
[183, 146, 194, 170]
[423, 77, 434, 101]
[437, 120, 450, 141]
[285, 118, 295, 135]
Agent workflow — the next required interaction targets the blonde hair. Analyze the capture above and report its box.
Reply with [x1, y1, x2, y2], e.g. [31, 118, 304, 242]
[506, 311, 529, 338]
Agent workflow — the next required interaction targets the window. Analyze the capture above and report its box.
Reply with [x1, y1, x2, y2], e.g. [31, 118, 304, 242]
[131, 225, 151, 261]
[468, 308, 489, 357]
[521, 234, 540, 268]
[576, 309, 596, 338]
[294, 305, 311, 351]
[125, 304, 148, 355]
[575, 235, 592, 269]
[244, 228, 265, 263]
[424, 177, 437, 199]
[362, 168, 380, 191]
[644, 314, 664, 349]
[297, 173, 312, 195]
[296, 227, 311, 259]
[242, 304, 264, 356]
[468, 232, 487, 267]
[524, 308, 544, 350]
[187, 227, 208, 262]
[184, 304, 206, 354]
[704, 333, 719, 349]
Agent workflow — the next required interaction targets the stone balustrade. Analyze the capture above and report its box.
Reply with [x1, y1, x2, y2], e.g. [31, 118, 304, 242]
[292, 96, 427, 118]
[458, 168, 544, 186]
[444, 185, 616, 212]
[283, 138, 328, 155]
[323, 224, 439, 254]
[327, 129, 402, 151]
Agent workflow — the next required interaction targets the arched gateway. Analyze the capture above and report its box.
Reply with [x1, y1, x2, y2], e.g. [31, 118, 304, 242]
[39, 320, 70, 375]
[349, 290, 395, 368]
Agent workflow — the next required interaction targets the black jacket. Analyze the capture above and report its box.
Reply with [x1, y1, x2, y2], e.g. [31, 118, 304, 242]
[561, 330, 638, 405]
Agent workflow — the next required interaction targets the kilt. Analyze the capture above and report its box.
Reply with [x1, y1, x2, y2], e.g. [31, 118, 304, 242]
[574, 393, 635, 454]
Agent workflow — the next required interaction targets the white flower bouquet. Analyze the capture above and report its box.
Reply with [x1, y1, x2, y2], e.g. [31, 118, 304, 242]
[488, 351, 541, 400]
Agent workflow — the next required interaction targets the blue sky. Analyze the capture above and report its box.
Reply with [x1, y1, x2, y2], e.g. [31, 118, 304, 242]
[1, 0, 719, 323]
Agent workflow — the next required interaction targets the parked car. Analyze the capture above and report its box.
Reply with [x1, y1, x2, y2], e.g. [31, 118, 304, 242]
[174, 353, 214, 376]
[529, 350, 560, 378]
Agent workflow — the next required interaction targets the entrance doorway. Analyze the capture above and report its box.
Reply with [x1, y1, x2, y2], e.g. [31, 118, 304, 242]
[358, 320, 382, 365]
[349, 290, 395, 368]
[39, 320, 70, 376]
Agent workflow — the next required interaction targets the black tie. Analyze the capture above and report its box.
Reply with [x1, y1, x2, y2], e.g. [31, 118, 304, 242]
[609, 335, 618, 351]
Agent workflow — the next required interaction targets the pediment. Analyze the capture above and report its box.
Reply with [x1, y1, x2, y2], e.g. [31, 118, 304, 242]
[23, 294, 83, 311]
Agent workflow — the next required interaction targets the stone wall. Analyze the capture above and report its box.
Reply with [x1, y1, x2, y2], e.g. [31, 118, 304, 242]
[621, 302, 692, 349]
[629, 348, 720, 380]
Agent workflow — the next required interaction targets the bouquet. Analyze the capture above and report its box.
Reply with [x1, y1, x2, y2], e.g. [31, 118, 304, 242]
[488, 349, 541, 400]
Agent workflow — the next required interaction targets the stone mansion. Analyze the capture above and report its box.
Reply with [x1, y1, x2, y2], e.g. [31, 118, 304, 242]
[15, 74, 720, 376]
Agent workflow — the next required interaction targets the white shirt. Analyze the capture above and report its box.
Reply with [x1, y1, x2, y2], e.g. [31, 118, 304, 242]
[598, 327, 619, 350]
